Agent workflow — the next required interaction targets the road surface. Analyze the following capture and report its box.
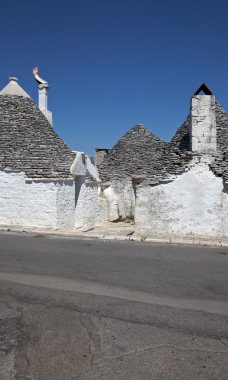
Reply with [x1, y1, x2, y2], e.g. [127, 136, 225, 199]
[0, 231, 228, 379]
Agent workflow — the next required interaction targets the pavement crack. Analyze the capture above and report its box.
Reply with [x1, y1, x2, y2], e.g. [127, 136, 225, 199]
[94, 343, 228, 364]
[79, 313, 102, 366]
[2, 292, 228, 345]
[219, 338, 228, 348]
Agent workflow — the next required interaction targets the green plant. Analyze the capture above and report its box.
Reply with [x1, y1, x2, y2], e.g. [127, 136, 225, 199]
[112, 213, 135, 223]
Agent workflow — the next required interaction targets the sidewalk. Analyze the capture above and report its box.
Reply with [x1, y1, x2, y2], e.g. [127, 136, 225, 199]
[1, 222, 228, 247]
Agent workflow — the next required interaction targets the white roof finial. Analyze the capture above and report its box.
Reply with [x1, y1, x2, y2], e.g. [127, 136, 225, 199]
[33, 67, 48, 87]
[9, 77, 19, 82]
[0, 77, 30, 97]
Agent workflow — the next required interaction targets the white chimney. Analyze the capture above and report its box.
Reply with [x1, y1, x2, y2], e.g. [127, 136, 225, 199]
[190, 83, 216, 153]
[33, 67, 53, 126]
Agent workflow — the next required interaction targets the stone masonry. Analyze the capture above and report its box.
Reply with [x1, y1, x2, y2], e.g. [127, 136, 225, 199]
[0, 95, 74, 179]
[190, 95, 216, 153]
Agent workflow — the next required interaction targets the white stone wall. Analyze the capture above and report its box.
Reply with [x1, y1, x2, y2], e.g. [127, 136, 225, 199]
[222, 186, 228, 237]
[75, 178, 99, 228]
[74, 177, 134, 228]
[135, 162, 228, 238]
[56, 180, 75, 229]
[190, 95, 216, 153]
[97, 178, 135, 222]
[0, 169, 75, 230]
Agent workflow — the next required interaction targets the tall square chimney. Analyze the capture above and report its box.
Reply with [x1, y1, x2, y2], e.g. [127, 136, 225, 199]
[190, 83, 216, 153]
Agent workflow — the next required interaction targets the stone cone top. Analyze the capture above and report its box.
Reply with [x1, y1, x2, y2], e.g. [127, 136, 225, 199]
[97, 124, 168, 182]
[0, 77, 30, 98]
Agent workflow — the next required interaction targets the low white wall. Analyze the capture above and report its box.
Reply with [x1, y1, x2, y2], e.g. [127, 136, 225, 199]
[57, 180, 75, 229]
[75, 178, 99, 228]
[0, 170, 75, 230]
[74, 178, 135, 228]
[98, 178, 135, 222]
[135, 162, 228, 238]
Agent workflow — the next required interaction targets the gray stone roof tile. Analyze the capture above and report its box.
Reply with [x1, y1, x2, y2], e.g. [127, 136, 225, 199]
[0, 95, 74, 178]
[98, 101, 228, 185]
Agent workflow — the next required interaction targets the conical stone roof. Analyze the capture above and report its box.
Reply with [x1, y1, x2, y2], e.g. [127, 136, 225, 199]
[0, 84, 74, 178]
[98, 99, 228, 185]
[98, 124, 168, 182]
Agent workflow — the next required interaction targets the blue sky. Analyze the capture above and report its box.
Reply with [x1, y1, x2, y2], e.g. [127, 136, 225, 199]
[0, 0, 228, 155]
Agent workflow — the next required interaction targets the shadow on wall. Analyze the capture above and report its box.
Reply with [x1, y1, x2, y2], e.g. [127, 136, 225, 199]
[222, 183, 228, 194]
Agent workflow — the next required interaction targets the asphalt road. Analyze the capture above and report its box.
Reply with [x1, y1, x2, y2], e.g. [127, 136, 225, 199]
[0, 231, 228, 380]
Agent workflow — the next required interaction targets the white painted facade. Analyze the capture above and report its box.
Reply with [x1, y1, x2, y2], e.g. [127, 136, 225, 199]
[56, 179, 75, 229]
[98, 178, 135, 222]
[135, 159, 228, 238]
[0, 169, 75, 230]
[73, 177, 136, 228]
[0, 152, 101, 231]
[3, 162, 227, 238]
[75, 178, 99, 228]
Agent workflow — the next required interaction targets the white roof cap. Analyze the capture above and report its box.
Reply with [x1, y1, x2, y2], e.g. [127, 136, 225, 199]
[0, 77, 30, 98]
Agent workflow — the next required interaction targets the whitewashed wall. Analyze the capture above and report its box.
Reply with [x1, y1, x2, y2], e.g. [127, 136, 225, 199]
[98, 178, 135, 222]
[74, 178, 135, 227]
[135, 162, 228, 238]
[75, 178, 99, 228]
[56, 180, 75, 229]
[0, 169, 75, 230]
[222, 186, 228, 237]
[190, 95, 216, 153]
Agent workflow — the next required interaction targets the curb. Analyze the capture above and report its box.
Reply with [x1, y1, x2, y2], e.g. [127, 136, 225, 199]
[1, 225, 228, 247]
